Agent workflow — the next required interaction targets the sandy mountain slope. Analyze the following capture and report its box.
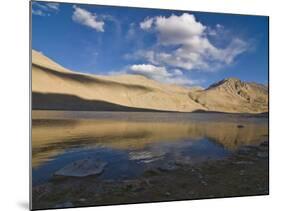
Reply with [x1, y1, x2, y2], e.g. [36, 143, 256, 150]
[32, 50, 268, 113]
[189, 78, 268, 113]
[32, 50, 204, 112]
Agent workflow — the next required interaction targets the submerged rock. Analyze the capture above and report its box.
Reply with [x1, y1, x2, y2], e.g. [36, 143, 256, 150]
[54, 159, 107, 177]
[129, 151, 164, 163]
[129, 151, 154, 160]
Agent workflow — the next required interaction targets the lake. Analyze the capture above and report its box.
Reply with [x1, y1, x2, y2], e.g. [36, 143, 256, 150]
[32, 111, 269, 209]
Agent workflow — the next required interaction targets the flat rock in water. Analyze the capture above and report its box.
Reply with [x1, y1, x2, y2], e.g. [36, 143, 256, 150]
[129, 151, 164, 162]
[54, 159, 107, 177]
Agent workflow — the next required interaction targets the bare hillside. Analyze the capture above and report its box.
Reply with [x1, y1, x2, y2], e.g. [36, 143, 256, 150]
[189, 78, 268, 113]
[32, 50, 268, 113]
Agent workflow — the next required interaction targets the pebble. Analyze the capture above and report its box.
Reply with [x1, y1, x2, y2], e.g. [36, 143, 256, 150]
[54, 201, 73, 208]
[165, 192, 171, 196]
[257, 152, 269, 158]
[239, 170, 245, 176]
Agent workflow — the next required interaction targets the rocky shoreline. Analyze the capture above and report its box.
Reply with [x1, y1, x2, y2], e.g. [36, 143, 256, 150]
[32, 139, 269, 209]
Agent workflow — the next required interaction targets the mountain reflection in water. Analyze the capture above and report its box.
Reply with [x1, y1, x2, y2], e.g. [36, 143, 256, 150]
[32, 111, 268, 185]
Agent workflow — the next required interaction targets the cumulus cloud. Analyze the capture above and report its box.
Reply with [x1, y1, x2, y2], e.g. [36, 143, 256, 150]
[140, 18, 154, 30]
[138, 13, 249, 71]
[72, 5, 104, 32]
[156, 14, 205, 46]
[207, 24, 225, 37]
[129, 64, 170, 78]
[32, 2, 60, 16]
[127, 64, 198, 85]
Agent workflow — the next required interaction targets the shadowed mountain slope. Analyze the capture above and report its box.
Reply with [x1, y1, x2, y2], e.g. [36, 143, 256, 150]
[32, 50, 268, 113]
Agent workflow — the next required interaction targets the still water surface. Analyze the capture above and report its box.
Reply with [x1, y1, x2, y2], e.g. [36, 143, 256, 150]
[32, 111, 268, 186]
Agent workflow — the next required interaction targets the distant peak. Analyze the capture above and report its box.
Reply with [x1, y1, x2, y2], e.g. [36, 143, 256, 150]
[207, 77, 243, 90]
[224, 77, 240, 82]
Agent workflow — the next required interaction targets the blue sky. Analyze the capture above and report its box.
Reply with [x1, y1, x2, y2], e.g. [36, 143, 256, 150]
[32, 1, 269, 87]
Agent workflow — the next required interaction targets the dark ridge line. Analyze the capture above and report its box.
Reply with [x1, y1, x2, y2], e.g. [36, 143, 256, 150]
[32, 92, 178, 113]
[32, 63, 154, 92]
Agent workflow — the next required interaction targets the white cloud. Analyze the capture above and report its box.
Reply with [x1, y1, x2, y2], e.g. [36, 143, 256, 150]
[32, 9, 45, 16]
[216, 24, 223, 29]
[125, 50, 159, 65]
[46, 3, 60, 11]
[174, 69, 183, 76]
[140, 18, 154, 30]
[207, 24, 225, 36]
[220, 38, 248, 64]
[32, 2, 48, 10]
[129, 64, 170, 78]
[32, 2, 60, 16]
[155, 14, 206, 46]
[207, 27, 217, 36]
[138, 13, 249, 71]
[127, 64, 198, 85]
[126, 23, 136, 39]
[72, 5, 104, 32]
